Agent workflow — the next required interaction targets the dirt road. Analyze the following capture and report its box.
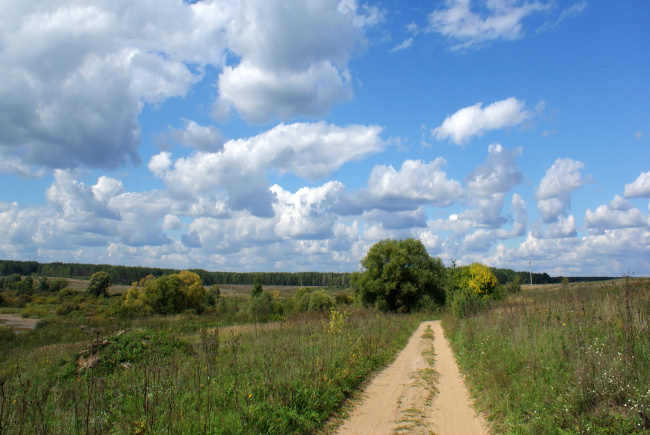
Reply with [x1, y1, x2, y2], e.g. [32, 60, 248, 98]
[336, 320, 487, 435]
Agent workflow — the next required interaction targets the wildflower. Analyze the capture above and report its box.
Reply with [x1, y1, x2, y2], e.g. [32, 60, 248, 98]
[248, 393, 253, 398]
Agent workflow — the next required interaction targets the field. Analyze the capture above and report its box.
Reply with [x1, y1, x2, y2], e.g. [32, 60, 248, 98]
[0, 283, 421, 434]
[444, 277, 650, 433]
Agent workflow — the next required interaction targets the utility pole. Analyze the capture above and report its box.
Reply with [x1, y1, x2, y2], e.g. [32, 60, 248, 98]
[529, 259, 533, 290]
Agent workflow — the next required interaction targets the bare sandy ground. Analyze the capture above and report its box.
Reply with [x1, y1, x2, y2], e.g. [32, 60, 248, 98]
[0, 313, 39, 331]
[336, 320, 487, 435]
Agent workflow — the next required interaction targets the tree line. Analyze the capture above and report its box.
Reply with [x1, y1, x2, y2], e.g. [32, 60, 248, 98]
[0, 259, 615, 289]
[0, 260, 352, 287]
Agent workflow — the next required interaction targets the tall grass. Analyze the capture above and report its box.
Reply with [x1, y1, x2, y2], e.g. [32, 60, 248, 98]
[443, 278, 650, 433]
[0, 308, 420, 434]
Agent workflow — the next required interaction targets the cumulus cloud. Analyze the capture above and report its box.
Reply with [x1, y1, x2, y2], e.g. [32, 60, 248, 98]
[534, 158, 588, 222]
[217, 0, 382, 124]
[271, 182, 344, 239]
[0, 0, 229, 172]
[432, 98, 533, 145]
[152, 122, 384, 217]
[167, 121, 227, 152]
[624, 171, 650, 198]
[428, 0, 552, 51]
[585, 196, 648, 234]
[337, 158, 463, 214]
[1, 0, 380, 173]
[465, 144, 523, 196]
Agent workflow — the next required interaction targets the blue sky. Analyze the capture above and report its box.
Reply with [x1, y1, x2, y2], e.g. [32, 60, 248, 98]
[1, 0, 649, 276]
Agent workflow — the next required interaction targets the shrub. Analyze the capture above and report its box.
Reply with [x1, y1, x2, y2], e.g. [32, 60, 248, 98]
[307, 291, 334, 312]
[507, 275, 522, 293]
[248, 291, 274, 321]
[50, 278, 69, 293]
[451, 287, 491, 318]
[58, 288, 80, 300]
[335, 294, 354, 305]
[14, 294, 32, 308]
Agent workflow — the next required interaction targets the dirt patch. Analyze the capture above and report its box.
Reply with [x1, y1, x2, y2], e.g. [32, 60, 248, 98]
[0, 314, 39, 331]
[336, 320, 487, 435]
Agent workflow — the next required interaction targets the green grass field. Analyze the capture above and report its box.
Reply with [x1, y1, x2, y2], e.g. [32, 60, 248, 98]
[443, 277, 650, 434]
[0, 294, 421, 434]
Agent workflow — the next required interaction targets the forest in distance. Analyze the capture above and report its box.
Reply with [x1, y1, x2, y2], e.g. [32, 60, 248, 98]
[0, 259, 617, 287]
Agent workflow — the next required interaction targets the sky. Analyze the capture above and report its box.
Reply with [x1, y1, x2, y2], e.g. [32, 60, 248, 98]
[1, 0, 649, 276]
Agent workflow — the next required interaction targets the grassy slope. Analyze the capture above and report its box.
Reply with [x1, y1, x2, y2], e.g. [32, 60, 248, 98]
[443, 278, 650, 434]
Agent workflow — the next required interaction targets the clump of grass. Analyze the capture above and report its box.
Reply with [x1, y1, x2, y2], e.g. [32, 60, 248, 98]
[443, 277, 650, 433]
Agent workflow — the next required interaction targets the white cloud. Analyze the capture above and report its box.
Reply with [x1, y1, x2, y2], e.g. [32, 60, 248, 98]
[428, 0, 552, 51]
[217, 0, 381, 124]
[390, 38, 414, 53]
[585, 196, 648, 234]
[218, 61, 353, 124]
[0, 0, 229, 172]
[343, 158, 464, 211]
[152, 122, 384, 217]
[534, 158, 588, 222]
[465, 144, 523, 196]
[168, 121, 226, 152]
[432, 97, 533, 145]
[624, 171, 650, 198]
[363, 207, 428, 230]
[271, 182, 344, 239]
[538, 1, 587, 33]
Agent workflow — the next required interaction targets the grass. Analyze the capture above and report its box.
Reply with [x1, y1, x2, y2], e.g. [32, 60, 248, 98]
[443, 277, 650, 434]
[0, 307, 421, 434]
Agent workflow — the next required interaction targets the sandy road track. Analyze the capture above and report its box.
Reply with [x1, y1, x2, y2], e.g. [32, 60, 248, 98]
[336, 320, 487, 435]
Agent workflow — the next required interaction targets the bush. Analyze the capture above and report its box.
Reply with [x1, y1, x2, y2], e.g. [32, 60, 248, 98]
[57, 301, 80, 316]
[50, 278, 69, 293]
[14, 294, 32, 308]
[507, 275, 522, 293]
[248, 292, 274, 321]
[307, 291, 334, 312]
[335, 294, 354, 305]
[451, 287, 491, 318]
[58, 287, 80, 300]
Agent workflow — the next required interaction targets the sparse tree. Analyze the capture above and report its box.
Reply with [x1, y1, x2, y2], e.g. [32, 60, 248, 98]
[251, 274, 264, 298]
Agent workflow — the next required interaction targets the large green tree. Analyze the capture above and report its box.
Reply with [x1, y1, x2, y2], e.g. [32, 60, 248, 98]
[87, 272, 112, 297]
[352, 238, 447, 312]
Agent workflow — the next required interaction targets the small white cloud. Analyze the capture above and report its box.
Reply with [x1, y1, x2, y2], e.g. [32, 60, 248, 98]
[168, 120, 226, 152]
[365, 158, 464, 208]
[432, 97, 533, 145]
[624, 171, 650, 198]
[585, 197, 647, 234]
[390, 38, 413, 53]
[428, 0, 552, 51]
[466, 144, 523, 196]
[534, 158, 588, 222]
[538, 1, 587, 33]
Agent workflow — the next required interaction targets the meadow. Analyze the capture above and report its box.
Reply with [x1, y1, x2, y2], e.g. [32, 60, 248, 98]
[0, 284, 421, 434]
[444, 277, 650, 433]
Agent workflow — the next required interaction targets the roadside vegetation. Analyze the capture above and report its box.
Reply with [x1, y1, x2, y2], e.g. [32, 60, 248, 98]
[444, 276, 650, 433]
